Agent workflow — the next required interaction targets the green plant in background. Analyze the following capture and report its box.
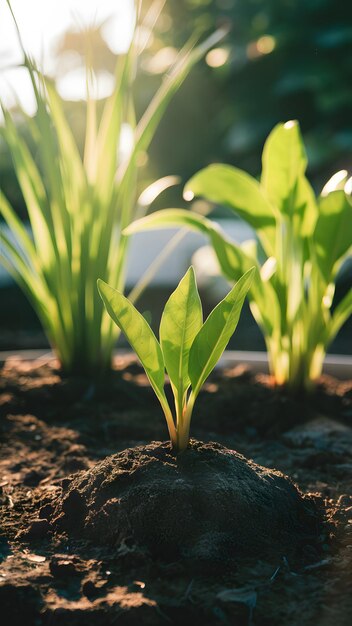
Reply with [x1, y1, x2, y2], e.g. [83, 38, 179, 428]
[141, 0, 352, 187]
[98, 266, 254, 451]
[125, 121, 352, 393]
[0, 0, 223, 376]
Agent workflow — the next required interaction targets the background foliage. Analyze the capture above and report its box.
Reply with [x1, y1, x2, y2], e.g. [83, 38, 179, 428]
[143, 0, 352, 193]
[2, 0, 352, 215]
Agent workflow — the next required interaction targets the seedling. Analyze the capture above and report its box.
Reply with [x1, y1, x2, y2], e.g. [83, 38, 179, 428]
[124, 121, 352, 392]
[98, 266, 254, 451]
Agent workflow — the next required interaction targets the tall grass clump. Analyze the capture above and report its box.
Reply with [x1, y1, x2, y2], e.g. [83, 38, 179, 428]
[0, 0, 224, 376]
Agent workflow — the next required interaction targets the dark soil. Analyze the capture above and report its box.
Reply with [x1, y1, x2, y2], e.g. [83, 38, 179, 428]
[1, 354, 352, 625]
[50, 440, 319, 563]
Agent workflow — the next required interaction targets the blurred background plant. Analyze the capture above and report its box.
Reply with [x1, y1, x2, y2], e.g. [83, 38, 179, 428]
[0, 0, 223, 374]
[2, 0, 352, 215]
[142, 0, 352, 193]
[126, 122, 351, 392]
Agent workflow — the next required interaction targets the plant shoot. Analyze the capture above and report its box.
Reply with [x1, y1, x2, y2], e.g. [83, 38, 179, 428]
[98, 267, 254, 451]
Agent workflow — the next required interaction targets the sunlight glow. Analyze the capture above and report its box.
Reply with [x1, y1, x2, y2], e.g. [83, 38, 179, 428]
[247, 35, 276, 60]
[57, 68, 115, 101]
[143, 46, 178, 74]
[260, 256, 277, 282]
[321, 170, 348, 196]
[118, 123, 134, 163]
[284, 120, 297, 129]
[206, 47, 229, 68]
[183, 190, 195, 202]
[0, 0, 135, 113]
[138, 176, 181, 207]
[344, 176, 352, 195]
[256, 35, 276, 54]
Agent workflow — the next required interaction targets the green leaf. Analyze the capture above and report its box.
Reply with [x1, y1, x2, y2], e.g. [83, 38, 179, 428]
[261, 120, 307, 215]
[0, 108, 56, 267]
[315, 190, 352, 281]
[239, 240, 281, 337]
[45, 80, 86, 203]
[97, 279, 166, 400]
[189, 267, 255, 395]
[185, 164, 277, 256]
[327, 288, 352, 344]
[1, 6, 222, 378]
[124, 208, 254, 281]
[95, 53, 130, 197]
[125, 209, 280, 338]
[160, 267, 202, 396]
[0, 226, 49, 307]
[97, 278, 177, 445]
[0, 190, 37, 264]
[293, 175, 319, 239]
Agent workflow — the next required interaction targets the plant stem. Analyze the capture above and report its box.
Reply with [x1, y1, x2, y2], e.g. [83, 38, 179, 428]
[176, 393, 196, 453]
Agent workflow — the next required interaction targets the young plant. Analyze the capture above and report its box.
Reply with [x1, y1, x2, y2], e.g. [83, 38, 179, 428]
[98, 266, 254, 451]
[124, 121, 352, 392]
[0, 0, 224, 376]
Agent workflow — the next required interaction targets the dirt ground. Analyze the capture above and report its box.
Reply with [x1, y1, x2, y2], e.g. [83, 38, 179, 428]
[0, 354, 352, 625]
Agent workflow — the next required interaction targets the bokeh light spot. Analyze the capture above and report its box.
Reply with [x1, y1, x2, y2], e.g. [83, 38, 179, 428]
[247, 35, 276, 60]
[206, 47, 229, 68]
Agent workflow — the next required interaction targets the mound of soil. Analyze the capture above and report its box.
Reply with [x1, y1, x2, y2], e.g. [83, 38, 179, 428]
[49, 440, 318, 562]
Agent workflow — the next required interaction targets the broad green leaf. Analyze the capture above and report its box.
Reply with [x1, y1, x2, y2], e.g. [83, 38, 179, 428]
[185, 164, 276, 256]
[315, 191, 352, 281]
[160, 266, 202, 395]
[125, 210, 280, 339]
[97, 279, 166, 402]
[125, 207, 283, 334]
[240, 239, 281, 337]
[326, 288, 352, 344]
[261, 120, 307, 216]
[124, 208, 254, 280]
[293, 175, 319, 239]
[189, 267, 255, 395]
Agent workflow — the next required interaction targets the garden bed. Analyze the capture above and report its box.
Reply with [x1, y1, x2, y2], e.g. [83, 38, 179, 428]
[1, 353, 352, 625]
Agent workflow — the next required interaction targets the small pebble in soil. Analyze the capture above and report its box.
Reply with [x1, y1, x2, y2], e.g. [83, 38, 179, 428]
[16, 518, 51, 541]
[49, 555, 82, 578]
